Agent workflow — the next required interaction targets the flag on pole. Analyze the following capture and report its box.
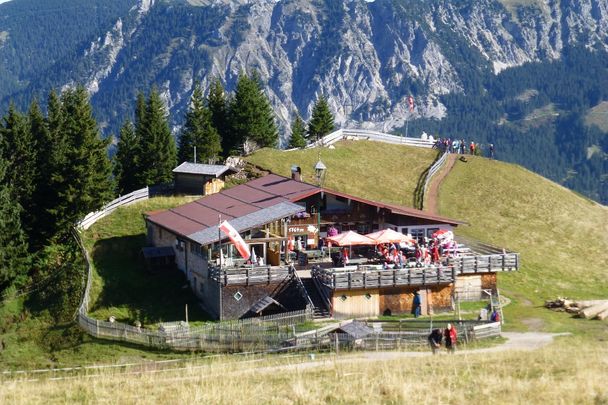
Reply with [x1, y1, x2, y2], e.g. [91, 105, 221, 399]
[408, 95, 415, 112]
[219, 220, 250, 260]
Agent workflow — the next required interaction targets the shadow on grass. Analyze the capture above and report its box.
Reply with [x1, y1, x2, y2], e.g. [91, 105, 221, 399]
[89, 234, 211, 326]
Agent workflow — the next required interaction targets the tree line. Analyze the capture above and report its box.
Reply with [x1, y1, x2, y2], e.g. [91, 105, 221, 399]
[0, 71, 337, 318]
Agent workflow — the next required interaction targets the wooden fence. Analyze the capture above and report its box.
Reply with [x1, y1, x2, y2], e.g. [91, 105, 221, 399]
[77, 187, 149, 230]
[209, 265, 291, 286]
[448, 253, 519, 274]
[312, 265, 455, 290]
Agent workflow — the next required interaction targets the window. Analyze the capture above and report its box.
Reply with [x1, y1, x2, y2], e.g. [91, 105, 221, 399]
[190, 243, 206, 258]
[427, 228, 439, 238]
[175, 239, 185, 251]
[365, 293, 372, 300]
[410, 228, 425, 241]
[340, 295, 347, 301]
[234, 291, 243, 301]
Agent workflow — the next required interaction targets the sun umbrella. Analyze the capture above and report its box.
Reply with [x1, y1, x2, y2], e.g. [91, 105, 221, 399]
[366, 229, 415, 245]
[326, 230, 374, 246]
[431, 229, 454, 241]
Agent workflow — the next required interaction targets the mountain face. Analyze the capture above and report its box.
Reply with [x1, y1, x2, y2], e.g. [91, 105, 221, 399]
[0, 0, 607, 203]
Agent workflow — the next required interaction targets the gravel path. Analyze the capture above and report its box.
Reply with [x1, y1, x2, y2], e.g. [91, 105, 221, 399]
[426, 153, 457, 214]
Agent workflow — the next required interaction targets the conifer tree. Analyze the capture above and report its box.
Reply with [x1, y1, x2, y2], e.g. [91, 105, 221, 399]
[138, 87, 177, 185]
[228, 71, 278, 154]
[0, 149, 30, 293]
[207, 78, 229, 155]
[1, 104, 37, 236]
[47, 87, 114, 240]
[178, 84, 222, 164]
[288, 113, 307, 149]
[114, 120, 140, 194]
[307, 94, 335, 141]
[27, 99, 50, 248]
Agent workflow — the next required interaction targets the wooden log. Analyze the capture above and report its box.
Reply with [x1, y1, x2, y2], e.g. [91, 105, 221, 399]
[597, 308, 608, 321]
[580, 302, 608, 319]
[572, 300, 608, 309]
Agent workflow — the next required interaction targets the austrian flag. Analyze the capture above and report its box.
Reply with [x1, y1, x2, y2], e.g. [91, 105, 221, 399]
[219, 220, 250, 260]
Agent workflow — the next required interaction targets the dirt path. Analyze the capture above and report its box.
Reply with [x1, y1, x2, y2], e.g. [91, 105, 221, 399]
[426, 153, 457, 214]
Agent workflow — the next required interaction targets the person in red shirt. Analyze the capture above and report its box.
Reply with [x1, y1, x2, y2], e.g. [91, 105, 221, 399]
[444, 323, 457, 353]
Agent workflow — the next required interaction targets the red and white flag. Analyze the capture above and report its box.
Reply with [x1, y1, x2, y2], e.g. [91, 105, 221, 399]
[219, 220, 250, 260]
[407, 95, 415, 112]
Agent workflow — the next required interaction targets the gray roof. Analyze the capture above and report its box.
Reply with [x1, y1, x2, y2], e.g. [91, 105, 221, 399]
[188, 201, 304, 246]
[336, 321, 375, 339]
[249, 296, 286, 314]
[173, 162, 235, 177]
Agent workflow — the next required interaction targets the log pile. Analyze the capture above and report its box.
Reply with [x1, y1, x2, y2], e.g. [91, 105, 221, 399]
[544, 298, 608, 320]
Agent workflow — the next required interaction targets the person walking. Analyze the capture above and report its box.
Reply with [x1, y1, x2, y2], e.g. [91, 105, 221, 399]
[428, 328, 443, 354]
[444, 323, 457, 353]
[489, 143, 495, 159]
[412, 291, 422, 318]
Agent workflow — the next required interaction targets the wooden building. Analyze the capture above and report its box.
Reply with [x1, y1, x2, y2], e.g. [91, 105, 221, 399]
[144, 173, 518, 320]
[173, 162, 237, 195]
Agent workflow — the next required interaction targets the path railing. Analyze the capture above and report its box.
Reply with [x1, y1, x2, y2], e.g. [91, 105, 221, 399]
[77, 187, 149, 230]
[303, 128, 434, 150]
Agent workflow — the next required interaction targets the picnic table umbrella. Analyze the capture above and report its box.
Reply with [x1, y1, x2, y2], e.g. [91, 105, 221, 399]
[326, 231, 374, 261]
[365, 229, 416, 245]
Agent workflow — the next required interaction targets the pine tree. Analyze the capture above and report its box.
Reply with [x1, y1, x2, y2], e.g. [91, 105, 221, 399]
[228, 71, 278, 154]
[288, 113, 307, 149]
[307, 94, 335, 141]
[0, 150, 30, 293]
[207, 78, 229, 156]
[138, 87, 177, 185]
[178, 84, 222, 164]
[1, 104, 37, 236]
[27, 99, 50, 249]
[114, 120, 140, 194]
[47, 87, 114, 240]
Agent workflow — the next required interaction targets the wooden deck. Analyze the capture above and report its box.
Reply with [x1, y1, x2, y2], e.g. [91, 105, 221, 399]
[312, 265, 455, 290]
[312, 252, 519, 291]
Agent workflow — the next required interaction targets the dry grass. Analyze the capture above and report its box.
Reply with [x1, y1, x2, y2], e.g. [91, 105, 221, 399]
[247, 140, 438, 208]
[1, 337, 607, 404]
[584, 101, 608, 132]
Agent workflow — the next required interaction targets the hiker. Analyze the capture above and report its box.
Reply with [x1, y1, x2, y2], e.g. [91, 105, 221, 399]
[428, 328, 443, 354]
[444, 323, 457, 353]
[469, 141, 475, 155]
[459, 139, 465, 154]
[489, 143, 495, 159]
[412, 291, 422, 318]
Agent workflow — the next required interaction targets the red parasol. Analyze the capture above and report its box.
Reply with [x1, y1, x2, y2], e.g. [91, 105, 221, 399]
[366, 229, 415, 245]
[431, 229, 454, 240]
[326, 230, 374, 246]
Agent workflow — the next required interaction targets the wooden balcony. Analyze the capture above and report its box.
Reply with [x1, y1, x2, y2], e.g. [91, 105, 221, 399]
[209, 265, 291, 286]
[312, 265, 455, 290]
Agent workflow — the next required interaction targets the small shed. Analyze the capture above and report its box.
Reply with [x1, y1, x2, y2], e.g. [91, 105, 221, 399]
[141, 246, 176, 273]
[173, 162, 237, 195]
[246, 295, 287, 317]
[330, 321, 375, 345]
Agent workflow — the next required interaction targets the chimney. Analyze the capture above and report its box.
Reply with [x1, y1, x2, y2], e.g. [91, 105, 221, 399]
[291, 165, 301, 181]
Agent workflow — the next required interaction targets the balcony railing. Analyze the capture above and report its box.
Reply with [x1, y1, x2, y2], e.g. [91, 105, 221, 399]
[209, 265, 291, 286]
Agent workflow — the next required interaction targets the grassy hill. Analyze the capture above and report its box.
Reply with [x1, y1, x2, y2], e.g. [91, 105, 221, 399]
[249, 142, 608, 335]
[437, 156, 608, 332]
[246, 140, 438, 208]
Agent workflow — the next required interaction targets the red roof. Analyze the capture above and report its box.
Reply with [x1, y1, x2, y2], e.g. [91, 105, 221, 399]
[146, 173, 463, 239]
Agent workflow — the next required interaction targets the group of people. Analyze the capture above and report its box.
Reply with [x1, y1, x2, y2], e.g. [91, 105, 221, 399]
[376, 237, 458, 269]
[431, 137, 495, 159]
[427, 323, 458, 354]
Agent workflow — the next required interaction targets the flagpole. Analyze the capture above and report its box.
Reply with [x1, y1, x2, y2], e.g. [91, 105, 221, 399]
[218, 214, 222, 269]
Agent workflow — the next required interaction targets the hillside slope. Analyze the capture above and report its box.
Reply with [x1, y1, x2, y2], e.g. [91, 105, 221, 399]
[246, 140, 438, 208]
[437, 157, 608, 328]
[250, 142, 608, 333]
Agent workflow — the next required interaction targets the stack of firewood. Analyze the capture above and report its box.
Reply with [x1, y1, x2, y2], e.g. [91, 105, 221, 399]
[545, 298, 608, 320]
